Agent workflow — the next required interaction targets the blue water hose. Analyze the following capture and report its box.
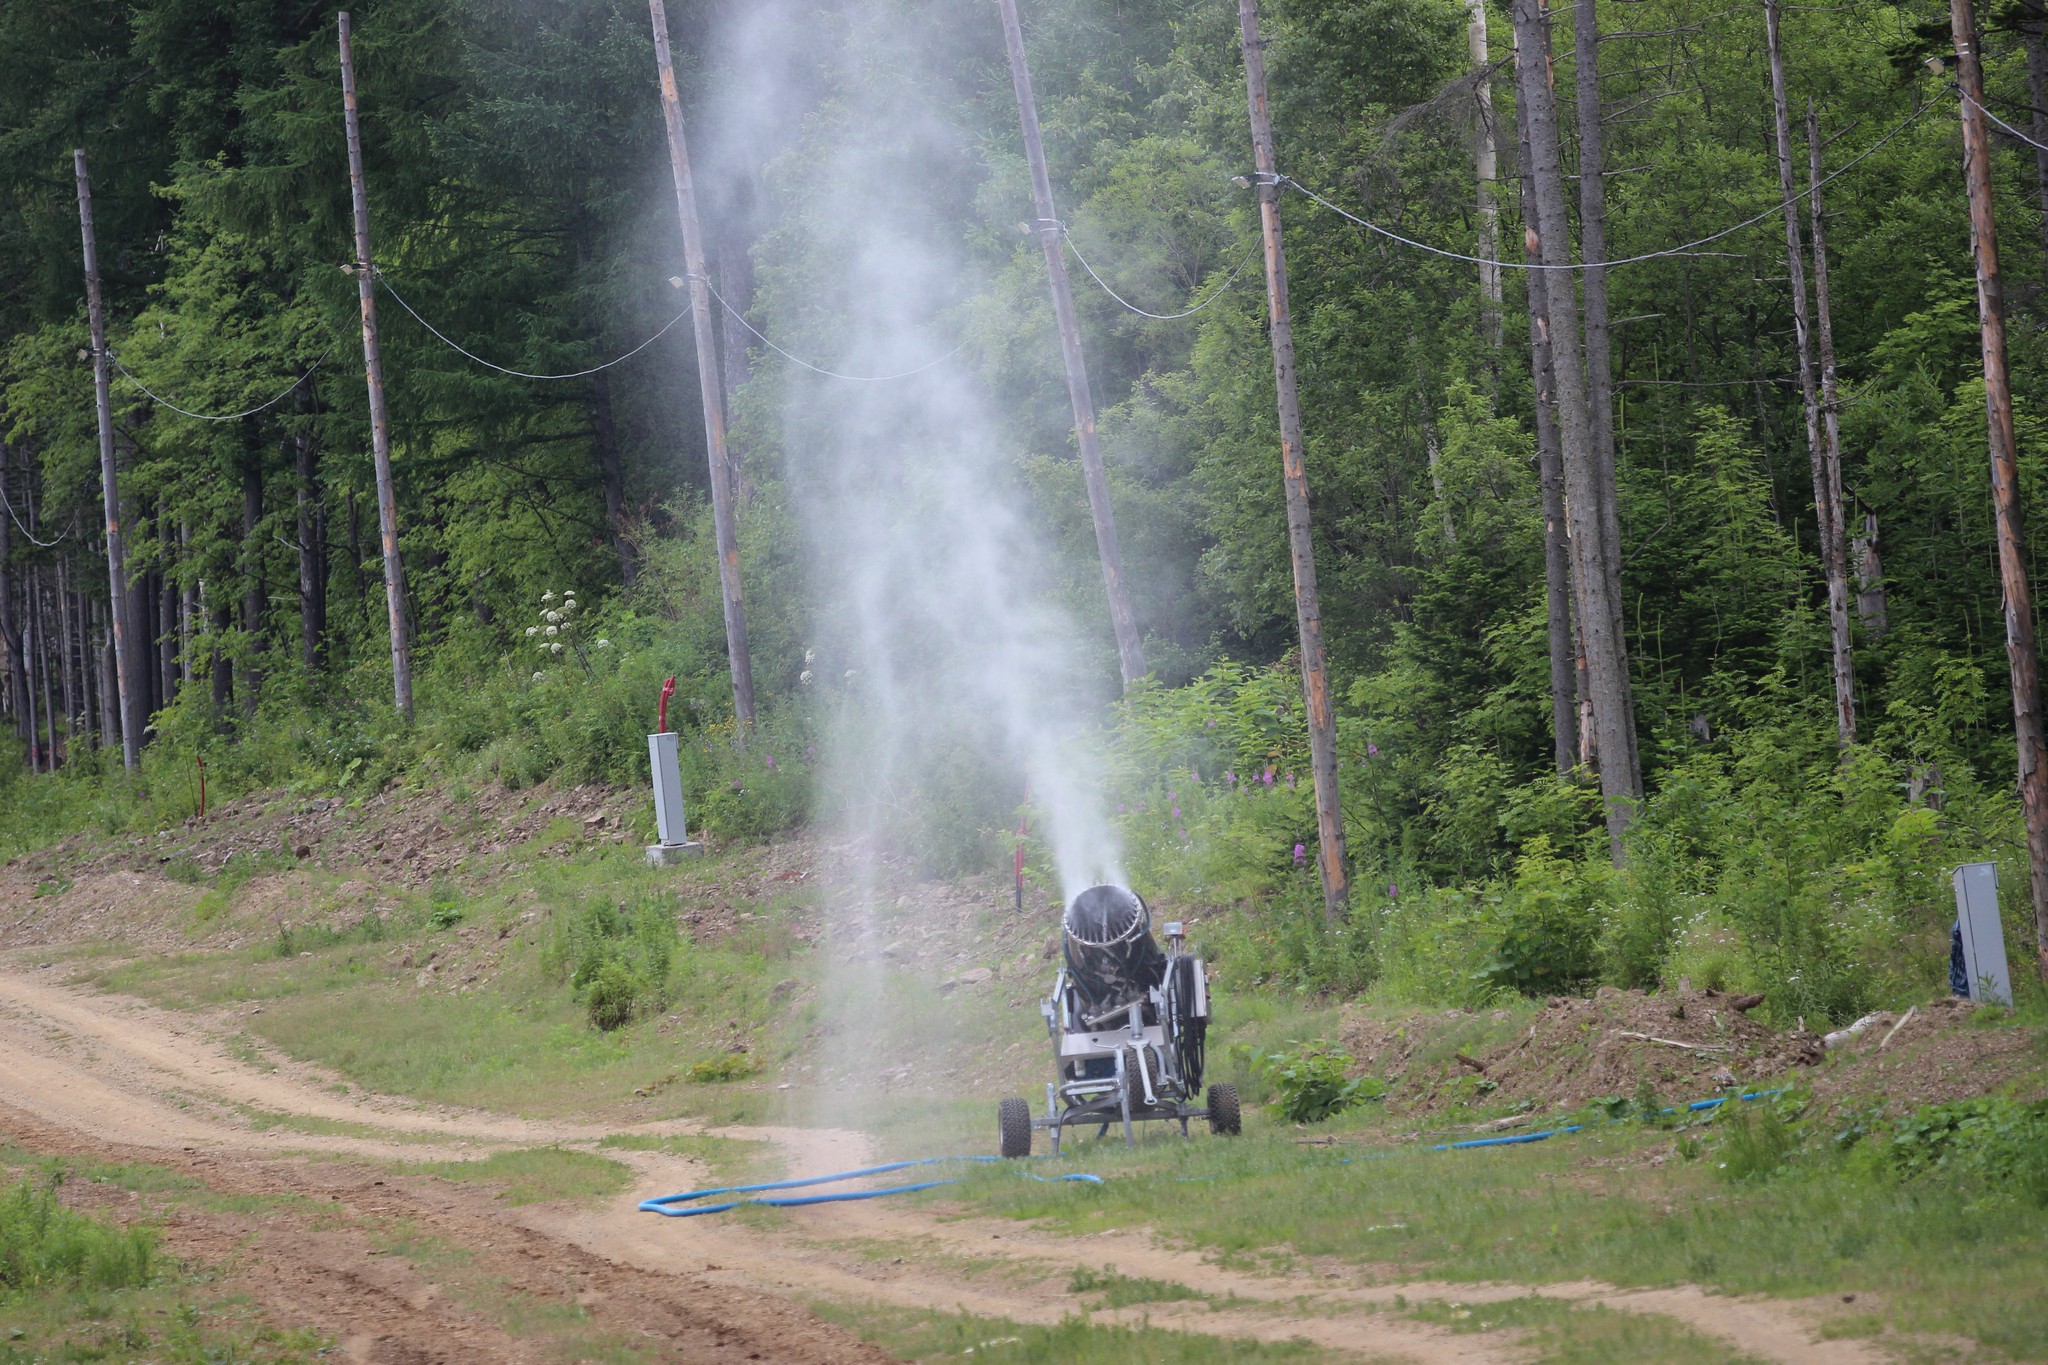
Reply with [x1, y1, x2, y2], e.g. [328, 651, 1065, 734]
[637, 1088, 1789, 1216]
[638, 1156, 1102, 1218]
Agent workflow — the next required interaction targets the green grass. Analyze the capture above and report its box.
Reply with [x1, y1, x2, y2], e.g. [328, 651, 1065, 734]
[233, 1105, 447, 1146]
[941, 1115, 2048, 1358]
[402, 1147, 632, 1205]
[1404, 1296, 1768, 1363]
[594, 1130, 775, 1180]
[1066, 1264, 1213, 1308]
[0, 1175, 327, 1364]
[813, 1302, 1340, 1364]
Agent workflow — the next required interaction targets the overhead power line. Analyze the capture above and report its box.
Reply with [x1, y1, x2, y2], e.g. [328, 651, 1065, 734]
[691, 274, 965, 383]
[374, 274, 692, 380]
[111, 347, 331, 422]
[0, 484, 70, 548]
[1061, 233, 1260, 321]
[1962, 88, 2048, 154]
[1276, 85, 1946, 273]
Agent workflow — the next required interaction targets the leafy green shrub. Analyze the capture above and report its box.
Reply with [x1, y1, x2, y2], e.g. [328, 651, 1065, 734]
[1476, 840, 1604, 997]
[684, 1053, 759, 1083]
[584, 961, 640, 1032]
[1715, 1101, 1802, 1183]
[1241, 1042, 1381, 1123]
[1205, 881, 1376, 997]
[427, 879, 465, 930]
[544, 894, 679, 1031]
[1887, 1097, 2048, 1205]
[693, 726, 813, 842]
[0, 1176, 156, 1291]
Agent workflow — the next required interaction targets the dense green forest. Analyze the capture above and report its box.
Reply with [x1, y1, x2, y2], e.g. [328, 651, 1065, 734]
[5, 0, 2048, 1021]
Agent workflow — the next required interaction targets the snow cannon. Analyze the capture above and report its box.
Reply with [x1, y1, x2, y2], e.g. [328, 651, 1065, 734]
[996, 884, 1238, 1157]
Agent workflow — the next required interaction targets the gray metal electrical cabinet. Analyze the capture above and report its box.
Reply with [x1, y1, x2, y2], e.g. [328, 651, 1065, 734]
[1952, 861, 2014, 1007]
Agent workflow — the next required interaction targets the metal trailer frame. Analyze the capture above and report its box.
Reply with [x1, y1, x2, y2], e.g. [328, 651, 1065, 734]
[1002, 921, 1237, 1156]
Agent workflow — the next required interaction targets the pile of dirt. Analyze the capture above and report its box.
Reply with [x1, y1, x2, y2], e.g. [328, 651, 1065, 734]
[1345, 986, 2046, 1120]
[1462, 987, 1824, 1111]
[1803, 995, 2047, 1112]
[8, 781, 647, 892]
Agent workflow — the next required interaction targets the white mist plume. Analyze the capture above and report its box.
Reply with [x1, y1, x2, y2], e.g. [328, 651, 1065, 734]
[702, 0, 1126, 904]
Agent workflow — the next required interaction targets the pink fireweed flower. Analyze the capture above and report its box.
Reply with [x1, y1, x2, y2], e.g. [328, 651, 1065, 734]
[1293, 843, 1306, 866]
[1367, 742, 1379, 757]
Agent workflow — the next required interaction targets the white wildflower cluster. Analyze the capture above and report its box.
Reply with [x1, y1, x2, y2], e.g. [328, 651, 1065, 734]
[526, 588, 590, 679]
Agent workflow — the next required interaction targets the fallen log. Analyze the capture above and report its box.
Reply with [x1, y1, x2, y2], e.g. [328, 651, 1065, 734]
[1612, 1030, 1732, 1053]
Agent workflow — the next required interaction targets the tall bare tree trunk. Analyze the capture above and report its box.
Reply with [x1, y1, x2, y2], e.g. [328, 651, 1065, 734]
[1571, 0, 1638, 789]
[179, 521, 196, 686]
[34, 571, 56, 767]
[156, 532, 177, 712]
[97, 602, 118, 752]
[1513, 0, 1638, 860]
[1764, 0, 1855, 750]
[647, 0, 756, 725]
[240, 458, 264, 716]
[1807, 100, 1856, 741]
[1238, 0, 1352, 919]
[999, 0, 1149, 690]
[0, 442, 28, 758]
[57, 559, 77, 742]
[295, 389, 328, 672]
[209, 593, 233, 715]
[1516, 81, 1580, 775]
[1953, 0, 2048, 983]
[1469, 0, 1504, 357]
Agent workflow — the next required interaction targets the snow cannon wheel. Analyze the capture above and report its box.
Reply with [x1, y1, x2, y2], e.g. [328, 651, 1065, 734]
[998, 1097, 1033, 1159]
[1207, 1083, 1241, 1137]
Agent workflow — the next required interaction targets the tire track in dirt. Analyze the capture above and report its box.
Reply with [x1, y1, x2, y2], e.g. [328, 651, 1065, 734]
[0, 1104, 889, 1365]
[0, 963, 1885, 1364]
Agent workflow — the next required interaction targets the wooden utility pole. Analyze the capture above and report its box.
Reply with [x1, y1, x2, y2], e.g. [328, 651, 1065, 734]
[1953, 0, 2048, 982]
[73, 149, 140, 771]
[1236, 0, 1350, 921]
[1511, 0, 1637, 860]
[647, 0, 756, 726]
[338, 14, 414, 721]
[997, 0, 1147, 691]
[1764, 0, 1854, 751]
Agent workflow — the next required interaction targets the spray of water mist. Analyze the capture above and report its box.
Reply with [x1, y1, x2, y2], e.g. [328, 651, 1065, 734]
[694, 0, 1128, 1114]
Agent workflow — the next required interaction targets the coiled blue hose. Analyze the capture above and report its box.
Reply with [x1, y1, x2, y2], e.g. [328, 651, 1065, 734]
[638, 1156, 1102, 1217]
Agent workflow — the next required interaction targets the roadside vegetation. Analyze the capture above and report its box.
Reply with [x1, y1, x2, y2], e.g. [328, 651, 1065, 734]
[0, 1169, 324, 1364]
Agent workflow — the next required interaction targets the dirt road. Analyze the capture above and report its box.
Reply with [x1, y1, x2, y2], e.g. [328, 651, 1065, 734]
[0, 961, 1883, 1363]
